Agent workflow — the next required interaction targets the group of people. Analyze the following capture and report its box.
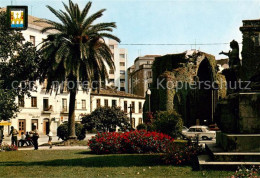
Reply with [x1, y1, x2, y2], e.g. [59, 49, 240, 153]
[8, 126, 39, 150]
[0, 126, 53, 150]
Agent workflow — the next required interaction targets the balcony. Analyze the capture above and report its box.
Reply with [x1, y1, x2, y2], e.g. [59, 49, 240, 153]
[42, 105, 53, 114]
[60, 107, 69, 114]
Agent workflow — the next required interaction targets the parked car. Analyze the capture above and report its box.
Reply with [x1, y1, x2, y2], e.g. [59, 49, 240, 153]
[182, 125, 216, 140]
[182, 126, 188, 132]
[208, 124, 220, 131]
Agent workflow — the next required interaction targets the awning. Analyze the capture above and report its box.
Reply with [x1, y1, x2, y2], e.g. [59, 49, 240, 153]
[0, 122, 11, 126]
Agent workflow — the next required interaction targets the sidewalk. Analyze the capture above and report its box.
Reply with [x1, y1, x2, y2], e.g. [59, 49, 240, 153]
[2, 133, 96, 150]
[18, 146, 88, 151]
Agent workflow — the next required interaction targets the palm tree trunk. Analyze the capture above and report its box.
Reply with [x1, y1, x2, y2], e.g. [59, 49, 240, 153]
[68, 88, 77, 140]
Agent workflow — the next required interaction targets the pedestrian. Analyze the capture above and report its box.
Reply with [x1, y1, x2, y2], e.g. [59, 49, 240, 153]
[30, 126, 39, 150]
[0, 126, 4, 146]
[19, 132, 26, 147]
[9, 126, 18, 147]
[26, 131, 33, 146]
[48, 131, 53, 149]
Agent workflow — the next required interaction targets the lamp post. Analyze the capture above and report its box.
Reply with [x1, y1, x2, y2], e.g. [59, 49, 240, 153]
[147, 89, 151, 112]
[128, 104, 133, 130]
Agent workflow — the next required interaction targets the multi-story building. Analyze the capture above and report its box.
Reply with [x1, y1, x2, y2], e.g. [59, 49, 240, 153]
[107, 39, 128, 92]
[0, 12, 143, 136]
[128, 55, 160, 97]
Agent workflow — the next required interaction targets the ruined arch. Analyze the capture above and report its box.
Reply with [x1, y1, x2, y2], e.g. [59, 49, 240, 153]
[196, 57, 216, 125]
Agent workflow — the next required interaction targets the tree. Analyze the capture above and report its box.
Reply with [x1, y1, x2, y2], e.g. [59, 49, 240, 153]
[0, 11, 40, 95]
[37, 1, 120, 140]
[153, 110, 183, 138]
[0, 11, 39, 121]
[81, 107, 131, 132]
[0, 86, 19, 121]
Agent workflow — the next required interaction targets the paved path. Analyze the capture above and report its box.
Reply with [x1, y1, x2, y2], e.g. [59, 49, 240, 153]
[18, 146, 88, 151]
[2, 134, 96, 151]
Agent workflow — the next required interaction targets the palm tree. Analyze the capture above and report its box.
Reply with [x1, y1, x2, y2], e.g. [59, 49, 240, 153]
[37, 0, 120, 140]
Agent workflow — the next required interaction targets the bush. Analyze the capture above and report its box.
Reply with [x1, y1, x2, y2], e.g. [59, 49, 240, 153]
[136, 124, 147, 130]
[162, 142, 202, 165]
[153, 110, 183, 138]
[88, 130, 174, 154]
[231, 165, 260, 177]
[81, 107, 131, 132]
[57, 122, 86, 141]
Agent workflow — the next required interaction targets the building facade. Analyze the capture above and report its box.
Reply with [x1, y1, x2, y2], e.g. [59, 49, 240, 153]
[1, 13, 143, 136]
[107, 39, 128, 92]
[127, 55, 160, 97]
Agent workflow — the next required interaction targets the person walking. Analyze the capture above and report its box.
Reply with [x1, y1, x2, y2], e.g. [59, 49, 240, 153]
[0, 126, 4, 146]
[9, 126, 18, 147]
[48, 131, 53, 149]
[30, 126, 39, 150]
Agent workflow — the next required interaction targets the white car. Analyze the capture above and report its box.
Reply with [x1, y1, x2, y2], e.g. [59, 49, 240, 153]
[182, 125, 216, 140]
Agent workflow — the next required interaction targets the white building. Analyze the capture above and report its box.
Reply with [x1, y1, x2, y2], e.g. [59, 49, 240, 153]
[107, 39, 128, 92]
[1, 13, 143, 136]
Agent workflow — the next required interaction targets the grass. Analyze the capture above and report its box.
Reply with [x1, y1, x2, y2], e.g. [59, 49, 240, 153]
[0, 150, 234, 177]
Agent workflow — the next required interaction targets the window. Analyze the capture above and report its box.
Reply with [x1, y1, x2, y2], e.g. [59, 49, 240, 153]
[120, 62, 125, 66]
[147, 71, 152, 78]
[109, 70, 114, 74]
[82, 100, 86, 110]
[31, 119, 38, 130]
[109, 79, 114, 83]
[104, 99, 108, 107]
[139, 102, 142, 113]
[96, 99, 101, 108]
[132, 118, 135, 128]
[120, 70, 125, 75]
[196, 128, 203, 132]
[124, 101, 127, 113]
[18, 95, 24, 107]
[62, 98, 67, 112]
[112, 100, 117, 107]
[148, 83, 152, 88]
[109, 45, 114, 49]
[119, 54, 125, 58]
[188, 128, 196, 132]
[31, 97, 37, 107]
[131, 101, 135, 113]
[120, 87, 125, 91]
[139, 118, 142, 125]
[30, 35, 35, 46]
[120, 79, 125, 83]
[43, 98, 49, 111]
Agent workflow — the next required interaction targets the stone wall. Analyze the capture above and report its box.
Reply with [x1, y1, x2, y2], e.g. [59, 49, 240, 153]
[216, 93, 260, 134]
[145, 51, 224, 126]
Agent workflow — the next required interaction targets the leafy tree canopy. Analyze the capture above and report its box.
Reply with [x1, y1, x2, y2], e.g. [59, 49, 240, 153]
[0, 11, 40, 96]
[0, 11, 40, 121]
[81, 107, 131, 132]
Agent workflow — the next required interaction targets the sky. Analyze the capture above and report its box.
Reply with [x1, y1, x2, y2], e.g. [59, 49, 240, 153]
[1, 0, 260, 67]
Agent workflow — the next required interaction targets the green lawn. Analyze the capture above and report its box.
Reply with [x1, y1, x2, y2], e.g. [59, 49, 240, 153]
[0, 150, 233, 177]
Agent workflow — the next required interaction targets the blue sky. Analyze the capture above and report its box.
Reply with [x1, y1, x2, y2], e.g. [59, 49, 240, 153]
[1, 0, 260, 67]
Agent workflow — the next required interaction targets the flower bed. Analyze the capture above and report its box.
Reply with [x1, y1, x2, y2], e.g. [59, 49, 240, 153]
[0, 143, 18, 151]
[88, 130, 174, 154]
[162, 142, 202, 165]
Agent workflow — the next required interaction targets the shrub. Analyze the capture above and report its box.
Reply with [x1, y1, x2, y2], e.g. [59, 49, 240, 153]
[231, 165, 260, 178]
[81, 107, 131, 132]
[153, 110, 183, 138]
[57, 122, 86, 141]
[1, 143, 18, 151]
[136, 123, 147, 130]
[88, 130, 174, 154]
[162, 142, 202, 165]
